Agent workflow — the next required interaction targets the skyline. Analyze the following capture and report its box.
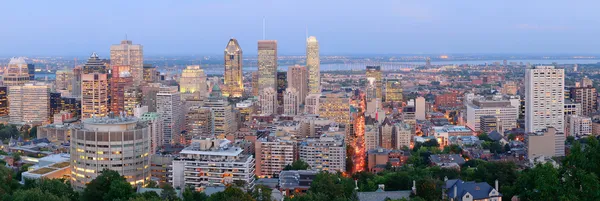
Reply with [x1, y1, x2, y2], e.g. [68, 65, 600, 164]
[2, 0, 600, 56]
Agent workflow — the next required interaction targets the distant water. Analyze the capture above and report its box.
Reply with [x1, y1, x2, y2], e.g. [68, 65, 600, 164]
[34, 73, 56, 80]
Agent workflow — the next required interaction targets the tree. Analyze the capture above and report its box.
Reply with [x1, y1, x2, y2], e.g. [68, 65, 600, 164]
[183, 187, 208, 201]
[250, 185, 272, 201]
[82, 169, 129, 201]
[514, 164, 561, 201]
[29, 126, 38, 139]
[308, 172, 357, 201]
[478, 133, 491, 142]
[146, 180, 158, 188]
[208, 186, 253, 201]
[160, 184, 180, 201]
[415, 178, 441, 201]
[507, 133, 516, 141]
[30, 179, 78, 201]
[104, 179, 134, 201]
[283, 160, 310, 171]
[6, 188, 70, 201]
[0, 165, 19, 197]
[421, 139, 439, 147]
[565, 136, 575, 144]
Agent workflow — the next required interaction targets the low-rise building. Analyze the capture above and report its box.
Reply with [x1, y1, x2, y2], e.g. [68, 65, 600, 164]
[527, 127, 565, 158]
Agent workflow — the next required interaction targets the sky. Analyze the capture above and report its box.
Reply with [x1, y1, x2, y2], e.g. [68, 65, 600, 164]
[0, 0, 599, 56]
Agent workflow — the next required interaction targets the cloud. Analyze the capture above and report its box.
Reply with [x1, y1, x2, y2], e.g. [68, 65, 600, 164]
[515, 24, 572, 31]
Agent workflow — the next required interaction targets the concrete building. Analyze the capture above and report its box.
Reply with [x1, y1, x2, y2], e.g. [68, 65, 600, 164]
[223, 38, 244, 98]
[150, 154, 174, 185]
[255, 137, 297, 178]
[257, 40, 278, 92]
[259, 87, 277, 115]
[299, 134, 345, 173]
[143, 64, 158, 83]
[3, 57, 30, 87]
[570, 86, 597, 116]
[525, 66, 564, 133]
[379, 118, 394, 149]
[365, 124, 379, 151]
[205, 85, 236, 137]
[111, 68, 133, 114]
[38, 124, 72, 144]
[385, 79, 403, 103]
[465, 95, 519, 132]
[70, 115, 151, 189]
[287, 65, 308, 104]
[81, 73, 109, 119]
[479, 115, 500, 133]
[365, 66, 382, 100]
[156, 87, 183, 145]
[55, 69, 73, 96]
[566, 115, 592, 137]
[9, 82, 50, 124]
[171, 138, 255, 190]
[185, 106, 214, 140]
[527, 127, 565, 158]
[304, 94, 320, 115]
[141, 83, 161, 112]
[283, 88, 300, 116]
[179, 65, 207, 107]
[111, 40, 143, 85]
[395, 122, 412, 149]
[124, 86, 142, 116]
[431, 125, 473, 146]
[318, 92, 350, 125]
[415, 97, 426, 120]
[140, 112, 164, 154]
[435, 93, 458, 108]
[306, 36, 320, 94]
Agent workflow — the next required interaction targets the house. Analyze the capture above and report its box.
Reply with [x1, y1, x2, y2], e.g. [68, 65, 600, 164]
[445, 179, 502, 201]
[488, 131, 508, 145]
[430, 154, 466, 169]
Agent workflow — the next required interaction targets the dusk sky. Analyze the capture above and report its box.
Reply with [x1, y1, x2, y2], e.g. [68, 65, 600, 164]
[1, 0, 598, 56]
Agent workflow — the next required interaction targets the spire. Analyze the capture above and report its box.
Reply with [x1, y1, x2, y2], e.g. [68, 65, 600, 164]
[90, 52, 99, 59]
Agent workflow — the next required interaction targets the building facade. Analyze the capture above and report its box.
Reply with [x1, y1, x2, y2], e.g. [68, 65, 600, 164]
[299, 134, 345, 173]
[288, 65, 309, 104]
[223, 38, 244, 98]
[385, 79, 402, 103]
[179, 65, 207, 107]
[81, 73, 109, 119]
[255, 138, 296, 178]
[110, 40, 143, 85]
[283, 88, 300, 116]
[257, 40, 278, 92]
[156, 88, 183, 145]
[306, 36, 320, 94]
[259, 87, 277, 115]
[365, 66, 382, 100]
[525, 66, 565, 133]
[566, 115, 592, 137]
[9, 83, 50, 124]
[3, 57, 30, 87]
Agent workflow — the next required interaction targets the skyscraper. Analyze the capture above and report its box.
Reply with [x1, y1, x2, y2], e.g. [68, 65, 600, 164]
[143, 64, 157, 83]
[251, 72, 259, 97]
[55, 69, 73, 96]
[525, 66, 565, 133]
[306, 36, 320, 94]
[0, 87, 8, 117]
[81, 73, 109, 119]
[570, 86, 597, 116]
[277, 71, 287, 114]
[3, 57, 30, 86]
[157, 87, 183, 145]
[179, 65, 207, 108]
[111, 66, 133, 114]
[72, 66, 82, 98]
[366, 66, 382, 100]
[204, 84, 236, 137]
[9, 82, 50, 124]
[258, 40, 278, 92]
[259, 87, 277, 115]
[385, 79, 402, 103]
[110, 40, 143, 85]
[81, 52, 108, 74]
[287, 65, 308, 104]
[223, 38, 244, 98]
[283, 88, 300, 116]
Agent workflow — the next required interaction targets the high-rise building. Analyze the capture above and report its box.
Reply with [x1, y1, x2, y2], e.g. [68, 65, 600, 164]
[415, 97, 426, 120]
[365, 124, 379, 151]
[257, 40, 278, 92]
[81, 73, 109, 119]
[566, 115, 592, 137]
[171, 138, 255, 190]
[259, 87, 277, 115]
[81, 52, 108, 74]
[55, 69, 73, 95]
[395, 122, 412, 149]
[179, 65, 207, 108]
[143, 64, 157, 83]
[287, 65, 308, 104]
[379, 118, 394, 149]
[204, 85, 236, 137]
[0, 87, 7, 117]
[61, 97, 81, 117]
[283, 88, 300, 116]
[525, 66, 565, 133]
[385, 79, 402, 103]
[156, 87, 183, 145]
[465, 95, 519, 132]
[141, 83, 161, 112]
[140, 112, 164, 154]
[124, 86, 142, 116]
[299, 134, 345, 173]
[582, 76, 593, 88]
[72, 66, 82, 98]
[306, 36, 320, 94]
[27, 64, 35, 81]
[304, 94, 320, 115]
[365, 66, 382, 100]
[570, 86, 597, 116]
[185, 106, 214, 140]
[277, 71, 287, 114]
[111, 67, 133, 114]
[50, 92, 62, 121]
[9, 82, 50, 124]
[223, 38, 244, 98]
[110, 40, 143, 85]
[251, 72, 259, 97]
[255, 137, 297, 177]
[3, 57, 30, 86]
[319, 92, 351, 125]
[70, 115, 151, 189]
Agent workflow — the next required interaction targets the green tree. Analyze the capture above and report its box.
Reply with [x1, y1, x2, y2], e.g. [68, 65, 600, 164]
[6, 188, 70, 201]
[146, 180, 158, 188]
[182, 187, 208, 201]
[208, 186, 253, 201]
[31, 179, 78, 201]
[283, 160, 310, 171]
[415, 178, 441, 201]
[160, 184, 180, 201]
[514, 164, 561, 201]
[82, 169, 129, 201]
[132, 191, 161, 201]
[250, 185, 272, 201]
[0, 165, 19, 197]
[104, 179, 134, 201]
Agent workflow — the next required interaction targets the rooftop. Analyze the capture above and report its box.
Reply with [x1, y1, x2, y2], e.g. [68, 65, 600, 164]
[433, 125, 472, 133]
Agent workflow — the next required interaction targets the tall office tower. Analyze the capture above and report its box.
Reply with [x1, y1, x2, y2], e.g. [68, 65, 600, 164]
[3, 57, 30, 86]
[257, 40, 278, 92]
[306, 36, 320, 94]
[287, 65, 308, 104]
[9, 82, 50, 124]
[415, 97, 426, 120]
[186, 106, 214, 140]
[299, 134, 346, 173]
[283, 88, 300, 116]
[111, 67, 133, 114]
[304, 94, 320, 115]
[255, 137, 297, 177]
[566, 115, 592, 137]
[61, 97, 81, 117]
[379, 118, 394, 149]
[0, 87, 7, 116]
[276, 71, 287, 114]
[180, 65, 207, 108]
[82, 52, 108, 74]
[70, 115, 151, 189]
[110, 40, 143, 85]
[395, 122, 413, 149]
[72, 66, 82, 98]
[81, 73, 109, 119]
[223, 38, 244, 98]
[143, 64, 157, 83]
[259, 87, 277, 115]
[141, 83, 161, 112]
[140, 112, 164, 154]
[124, 86, 142, 116]
[366, 66, 382, 100]
[204, 85, 235, 137]
[525, 66, 565, 133]
[156, 87, 183, 145]
[27, 64, 35, 80]
[465, 95, 519, 132]
[251, 72, 259, 97]
[319, 92, 351, 125]
[172, 138, 255, 190]
[571, 86, 597, 116]
[385, 79, 403, 103]
[348, 90, 366, 173]
[50, 92, 62, 121]
[55, 69, 73, 95]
